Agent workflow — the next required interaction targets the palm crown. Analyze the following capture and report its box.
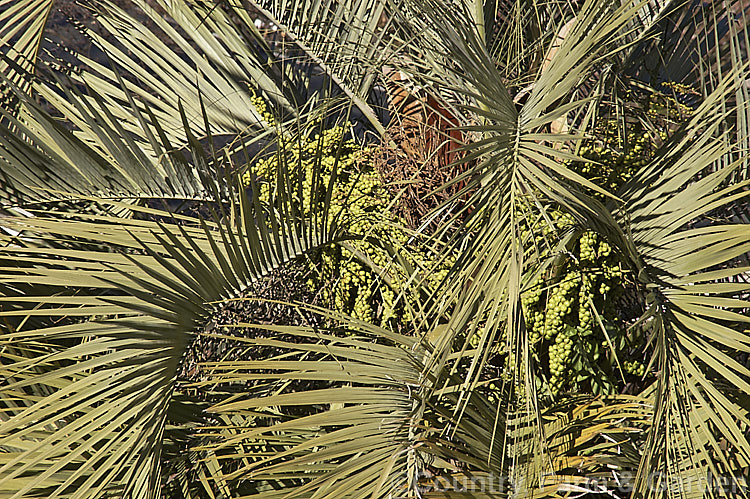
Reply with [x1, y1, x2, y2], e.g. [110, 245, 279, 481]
[0, 0, 749, 497]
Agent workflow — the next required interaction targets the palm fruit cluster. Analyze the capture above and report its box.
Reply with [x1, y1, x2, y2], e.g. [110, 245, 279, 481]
[243, 96, 453, 326]
[646, 81, 697, 122]
[520, 214, 630, 396]
[521, 84, 697, 397]
[320, 168, 454, 325]
[575, 84, 695, 201]
[622, 359, 646, 377]
[520, 121, 644, 396]
[576, 129, 650, 196]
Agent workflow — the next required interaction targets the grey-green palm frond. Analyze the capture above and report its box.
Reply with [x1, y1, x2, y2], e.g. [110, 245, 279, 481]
[613, 65, 750, 497]
[32, 0, 390, 152]
[0, 0, 52, 96]
[0, 0, 279, 207]
[2, 0, 750, 497]
[399, 0, 750, 494]
[0, 76, 213, 206]
[610, 0, 750, 182]
[195, 312, 435, 497]
[1, 0, 393, 208]
[0, 99, 356, 497]
[398, 0, 633, 407]
[39, 0, 277, 141]
[244, 0, 392, 129]
[182, 305, 649, 498]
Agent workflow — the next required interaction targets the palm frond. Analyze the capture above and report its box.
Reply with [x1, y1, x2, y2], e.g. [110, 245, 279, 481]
[186, 307, 650, 498]
[194, 312, 430, 497]
[0, 0, 52, 96]
[397, 2, 750, 494]
[1, 1, 749, 497]
[45, 0, 275, 138]
[0, 95, 356, 497]
[614, 63, 750, 497]
[508, 394, 650, 497]
[0, 74, 217, 207]
[242, 0, 391, 133]
[398, 0, 635, 415]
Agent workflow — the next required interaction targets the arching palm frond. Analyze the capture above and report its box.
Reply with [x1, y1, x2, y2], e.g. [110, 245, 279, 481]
[0, 168, 349, 498]
[31, 0, 391, 157]
[400, 0, 634, 411]
[244, 0, 392, 129]
[187, 309, 651, 498]
[1, 0, 395, 209]
[0, 79, 213, 207]
[0, 62, 362, 497]
[0, 0, 52, 95]
[614, 65, 750, 497]
[401, 0, 750, 495]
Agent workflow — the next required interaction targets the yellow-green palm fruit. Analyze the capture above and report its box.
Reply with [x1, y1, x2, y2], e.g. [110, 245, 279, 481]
[242, 96, 454, 327]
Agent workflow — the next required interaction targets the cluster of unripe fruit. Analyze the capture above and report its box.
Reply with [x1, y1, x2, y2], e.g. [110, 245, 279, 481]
[518, 204, 635, 396]
[243, 96, 454, 325]
[548, 327, 575, 393]
[623, 359, 646, 377]
[508, 84, 698, 399]
[646, 88, 695, 121]
[577, 131, 652, 196]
